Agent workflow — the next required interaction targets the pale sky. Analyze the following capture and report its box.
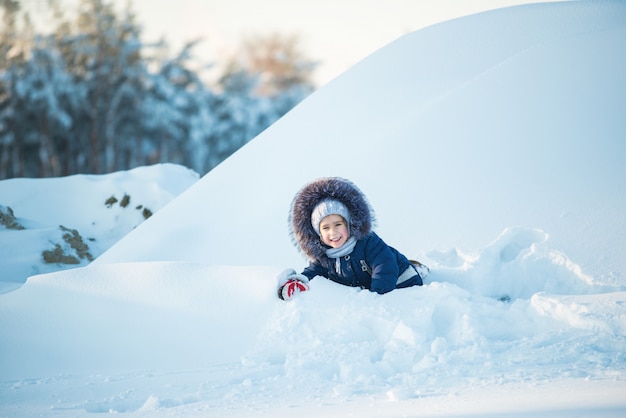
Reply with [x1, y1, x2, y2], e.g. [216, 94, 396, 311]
[119, 0, 566, 86]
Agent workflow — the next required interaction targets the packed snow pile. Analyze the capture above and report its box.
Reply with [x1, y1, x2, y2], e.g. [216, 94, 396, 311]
[1, 1, 626, 417]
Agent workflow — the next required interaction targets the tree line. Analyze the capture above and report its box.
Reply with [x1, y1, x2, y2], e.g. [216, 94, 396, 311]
[0, 0, 316, 179]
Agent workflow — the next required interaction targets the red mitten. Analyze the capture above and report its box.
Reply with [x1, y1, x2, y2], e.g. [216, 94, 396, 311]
[279, 279, 310, 300]
[276, 269, 310, 300]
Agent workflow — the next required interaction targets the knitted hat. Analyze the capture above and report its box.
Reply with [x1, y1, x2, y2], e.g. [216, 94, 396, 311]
[310, 198, 351, 236]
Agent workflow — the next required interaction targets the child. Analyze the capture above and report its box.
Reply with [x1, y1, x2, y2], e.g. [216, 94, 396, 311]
[277, 177, 427, 300]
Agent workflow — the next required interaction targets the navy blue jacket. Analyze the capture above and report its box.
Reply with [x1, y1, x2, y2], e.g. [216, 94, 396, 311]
[301, 232, 422, 294]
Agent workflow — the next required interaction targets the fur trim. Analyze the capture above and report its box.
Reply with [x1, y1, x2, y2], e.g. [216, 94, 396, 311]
[289, 177, 375, 260]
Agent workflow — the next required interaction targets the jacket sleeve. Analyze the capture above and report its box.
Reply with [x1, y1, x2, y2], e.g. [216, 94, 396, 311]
[301, 260, 327, 281]
[365, 234, 399, 294]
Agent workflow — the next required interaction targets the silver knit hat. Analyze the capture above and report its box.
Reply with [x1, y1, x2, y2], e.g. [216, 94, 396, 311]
[310, 199, 351, 236]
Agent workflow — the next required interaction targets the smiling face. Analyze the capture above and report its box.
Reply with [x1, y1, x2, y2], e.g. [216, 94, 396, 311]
[319, 214, 349, 248]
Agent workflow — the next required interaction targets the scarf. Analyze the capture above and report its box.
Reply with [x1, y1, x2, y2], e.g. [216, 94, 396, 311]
[325, 236, 357, 275]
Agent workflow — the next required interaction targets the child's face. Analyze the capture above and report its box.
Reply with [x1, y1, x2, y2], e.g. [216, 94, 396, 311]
[319, 214, 349, 248]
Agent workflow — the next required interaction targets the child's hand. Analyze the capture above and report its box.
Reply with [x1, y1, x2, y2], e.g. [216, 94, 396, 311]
[279, 278, 309, 300]
[276, 269, 310, 300]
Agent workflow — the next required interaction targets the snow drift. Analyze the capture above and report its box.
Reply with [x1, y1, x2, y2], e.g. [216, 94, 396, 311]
[1, 1, 626, 417]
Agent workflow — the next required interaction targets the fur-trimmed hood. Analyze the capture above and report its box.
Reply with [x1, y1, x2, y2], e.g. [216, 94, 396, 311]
[289, 177, 376, 260]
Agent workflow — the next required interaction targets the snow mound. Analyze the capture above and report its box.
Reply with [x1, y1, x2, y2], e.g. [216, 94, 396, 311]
[0, 164, 198, 289]
[431, 227, 618, 300]
[94, 1, 626, 291]
[242, 227, 626, 398]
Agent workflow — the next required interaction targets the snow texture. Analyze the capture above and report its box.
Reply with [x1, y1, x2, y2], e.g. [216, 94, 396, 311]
[1, 1, 626, 417]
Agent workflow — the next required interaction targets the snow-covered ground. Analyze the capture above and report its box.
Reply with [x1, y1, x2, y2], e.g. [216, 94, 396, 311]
[1, 1, 626, 417]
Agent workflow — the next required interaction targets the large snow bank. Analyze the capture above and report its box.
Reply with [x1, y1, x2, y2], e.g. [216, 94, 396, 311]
[95, 1, 626, 287]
